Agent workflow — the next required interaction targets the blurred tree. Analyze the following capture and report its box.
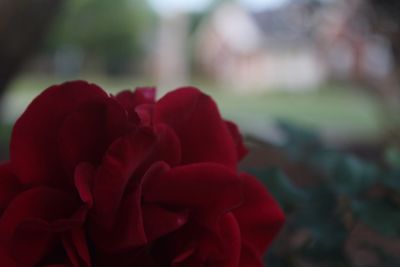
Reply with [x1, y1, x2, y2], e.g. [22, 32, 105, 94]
[45, 0, 154, 75]
[0, 0, 65, 100]
[364, 0, 400, 143]
[366, 0, 400, 82]
[328, 0, 400, 144]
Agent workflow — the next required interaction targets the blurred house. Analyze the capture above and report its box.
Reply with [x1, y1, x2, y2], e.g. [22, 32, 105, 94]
[194, 1, 393, 92]
[195, 2, 326, 92]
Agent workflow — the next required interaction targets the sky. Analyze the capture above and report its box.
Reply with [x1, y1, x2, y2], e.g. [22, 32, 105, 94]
[148, 0, 291, 15]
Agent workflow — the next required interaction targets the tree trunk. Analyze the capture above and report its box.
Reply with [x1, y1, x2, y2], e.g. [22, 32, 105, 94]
[0, 0, 64, 99]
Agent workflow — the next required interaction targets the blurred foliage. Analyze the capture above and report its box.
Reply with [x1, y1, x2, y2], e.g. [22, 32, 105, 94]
[248, 121, 400, 267]
[44, 0, 155, 74]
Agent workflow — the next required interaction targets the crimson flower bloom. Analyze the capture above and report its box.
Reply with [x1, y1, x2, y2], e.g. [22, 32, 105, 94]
[0, 81, 284, 267]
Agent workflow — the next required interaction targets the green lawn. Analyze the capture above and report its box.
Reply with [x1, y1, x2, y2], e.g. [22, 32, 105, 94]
[210, 88, 382, 140]
[1, 74, 385, 146]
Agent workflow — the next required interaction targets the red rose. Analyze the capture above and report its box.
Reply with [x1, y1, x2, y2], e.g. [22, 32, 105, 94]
[0, 81, 284, 267]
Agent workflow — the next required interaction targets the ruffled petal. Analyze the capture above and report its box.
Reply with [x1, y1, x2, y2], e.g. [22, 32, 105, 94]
[74, 163, 95, 210]
[0, 187, 82, 266]
[58, 97, 128, 176]
[225, 120, 248, 161]
[142, 163, 242, 220]
[0, 163, 21, 212]
[233, 174, 285, 264]
[91, 129, 156, 225]
[0, 244, 18, 267]
[155, 88, 238, 169]
[93, 248, 158, 267]
[217, 213, 242, 267]
[115, 88, 156, 113]
[62, 227, 91, 267]
[43, 265, 72, 267]
[237, 241, 263, 267]
[0, 187, 80, 239]
[142, 204, 188, 242]
[90, 129, 158, 253]
[9, 224, 54, 267]
[115, 88, 156, 123]
[10, 81, 109, 185]
[152, 213, 241, 267]
[196, 212, 241, 267]
[138, 124, 181, 171]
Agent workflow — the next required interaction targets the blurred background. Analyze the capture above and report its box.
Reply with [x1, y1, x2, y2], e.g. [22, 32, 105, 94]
[1, 0, 400, 266]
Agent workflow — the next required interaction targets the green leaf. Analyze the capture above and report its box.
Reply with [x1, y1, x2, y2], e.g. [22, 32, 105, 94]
[297, 186, 348, 251]
[381, 170, 400, 190]
[329, 156, 378, 195]
[277, 120, 322, 161]
[351, 199, 400, 237]
[249, 167, 307, 212]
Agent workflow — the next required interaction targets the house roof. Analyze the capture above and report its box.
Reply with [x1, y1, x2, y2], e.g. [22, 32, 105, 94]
[251, 1, 318, 47]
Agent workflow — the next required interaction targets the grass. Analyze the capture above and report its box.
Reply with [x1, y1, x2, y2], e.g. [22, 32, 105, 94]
[188, 80, 383, 142]
[1, 74, 385, 147]
[220, 90, 380, 135]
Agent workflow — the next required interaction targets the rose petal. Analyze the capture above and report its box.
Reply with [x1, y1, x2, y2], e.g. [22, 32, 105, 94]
[178, 213, 241, 267]
[93, 248, 158, 267]
[89, 130, 158, 253]
[0, 244, 18, 267]
[135, 104, 154, 126]
[155, 88, 238, 169]
[0, 189, 82, 246]
[39, 242, 74, 267]
[92, 129, 156, 222]
[238, 241, 263, 267]
[10, 81, 109, 185]
[171, 247, 195, 266]
[0, 163, 21, 212]
[142, 163, 242, 220]
[91, 162, 171, 255]
[43, 265, 72, 267]
[214, 212, 241, 267]
[74, 163, 95, 209]
[58, 97, 128, 176]
[0, 187, 80, 241]
[7, 223, 53, 266]
[150, 222, 197, 266]
[62, 227, 91, 267]
[0, 187, 84, 266]
[154, 214, 241, 267]
[116, 88, 156, 112]
[115, 88, 156, 123]
[138, 124, 181, 172]
[225, 120, 248, 161]
[142, 203, 188, 242]
[233, 174, 285, 258]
